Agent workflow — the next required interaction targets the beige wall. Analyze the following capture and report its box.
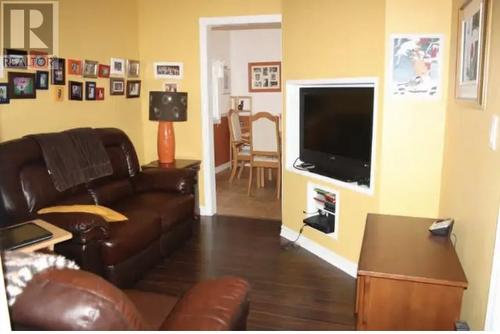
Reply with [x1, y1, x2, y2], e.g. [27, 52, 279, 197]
[440, 0, 500, 329]
[0, 0, 144, 159]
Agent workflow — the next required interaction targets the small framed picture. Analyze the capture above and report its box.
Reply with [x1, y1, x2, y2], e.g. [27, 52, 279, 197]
[126, 80, 141, 98]
[110, 78, 125, 95]
[127, 60, 140, 77]
[29, 51, 49, 69]
[85, 81, 96, 100]
[96, 87, 105, 100]
[51, 58, 66, 85]
[69, 81, 83, 101]
[456, 0, 487, 105]
[110, 58, 125, 77]
[8, 72, 36, 99]
[98, 64, 110, 78]
[54, 86, 64, 102]
[0, 83, 9, 104]
[154, 62, 183, 79]
[248, 61, 281, 92]
[36, 71, 49, 90]
[5, 49, 28, 69]
[164, 82, 178, 92]
[83, 60, 98, 78]
[67, 59, 82, 75]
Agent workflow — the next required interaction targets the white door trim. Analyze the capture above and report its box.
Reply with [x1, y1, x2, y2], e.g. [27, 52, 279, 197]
[199, 14, 282, 216]
[485, 204, 500, 330]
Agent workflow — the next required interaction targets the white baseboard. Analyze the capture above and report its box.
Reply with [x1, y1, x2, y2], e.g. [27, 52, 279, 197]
[215, 162, 231, 174]
[280, 225, 358, 277]
[199, 206, 214, 216]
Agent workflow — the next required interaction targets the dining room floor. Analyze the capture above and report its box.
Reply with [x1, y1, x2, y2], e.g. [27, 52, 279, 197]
[216, 168, 281, 221]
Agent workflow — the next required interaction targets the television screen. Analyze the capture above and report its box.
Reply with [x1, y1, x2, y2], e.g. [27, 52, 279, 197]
[300, 86, 374, 183]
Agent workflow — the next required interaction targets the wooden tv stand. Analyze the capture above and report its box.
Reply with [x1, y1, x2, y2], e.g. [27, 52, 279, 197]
[356, 214, 467, 330]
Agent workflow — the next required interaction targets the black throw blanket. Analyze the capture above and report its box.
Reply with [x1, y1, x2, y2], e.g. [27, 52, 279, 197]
[28, 128, 113, 192]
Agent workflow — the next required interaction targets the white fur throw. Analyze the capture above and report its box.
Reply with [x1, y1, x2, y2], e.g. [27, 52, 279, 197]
[3, 251, 79, 306]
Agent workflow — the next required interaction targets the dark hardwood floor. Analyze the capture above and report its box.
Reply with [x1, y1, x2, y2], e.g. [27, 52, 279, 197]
[134, 215, 356, 330]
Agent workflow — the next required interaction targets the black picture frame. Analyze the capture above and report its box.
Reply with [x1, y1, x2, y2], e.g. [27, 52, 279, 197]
[85, 81, 96, 100]
[126, 80, 141, 98]
[0, 83, 9, 104]
[8, 72, 36, 99]
[110, 78, 125, 96]
[69, 81, 83, 101]
[51, 57, 66, 85]
[35, 71, 49, 90]
[5, 49, 28, 69]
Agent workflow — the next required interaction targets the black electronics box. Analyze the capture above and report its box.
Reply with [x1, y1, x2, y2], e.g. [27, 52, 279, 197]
[303, 214, 335, 234]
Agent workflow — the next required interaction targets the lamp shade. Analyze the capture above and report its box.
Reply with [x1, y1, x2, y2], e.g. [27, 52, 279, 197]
[149, 91, 188, 122]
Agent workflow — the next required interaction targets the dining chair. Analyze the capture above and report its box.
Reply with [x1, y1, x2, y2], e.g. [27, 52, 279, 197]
[228, 109, 250, 182]
[247, 112, 281, 200]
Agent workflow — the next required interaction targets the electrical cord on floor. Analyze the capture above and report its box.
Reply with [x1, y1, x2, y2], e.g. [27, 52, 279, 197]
[282, 223, 307, 250]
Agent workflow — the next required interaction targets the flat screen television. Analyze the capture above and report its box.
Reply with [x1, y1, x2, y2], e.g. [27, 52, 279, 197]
[299, 86, 374, 185]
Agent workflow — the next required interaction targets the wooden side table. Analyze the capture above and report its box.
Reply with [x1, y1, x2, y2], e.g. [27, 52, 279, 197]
[142, 159, 201, 217]
[356, 214, 468, 330]
[16, 220, 72, 253]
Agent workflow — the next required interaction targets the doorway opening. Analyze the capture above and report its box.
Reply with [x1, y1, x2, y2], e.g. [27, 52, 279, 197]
[199, 15, 282, 220]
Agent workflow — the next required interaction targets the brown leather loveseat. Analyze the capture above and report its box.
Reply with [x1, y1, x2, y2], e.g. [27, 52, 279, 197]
[10, 268, 250, 330]
[0, 128, 197, 287]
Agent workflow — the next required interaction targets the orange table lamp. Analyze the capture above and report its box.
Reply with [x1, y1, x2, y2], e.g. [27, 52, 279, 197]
[149, 91, 188, 164]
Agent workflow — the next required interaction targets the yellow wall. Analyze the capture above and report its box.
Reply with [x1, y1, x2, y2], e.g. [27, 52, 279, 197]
[379, 0, 452, 217]
[0, 0, 144, 159]
[136, 0, 282, 204]
[439, 0, 500, 329]
[281, 0, 452, 263]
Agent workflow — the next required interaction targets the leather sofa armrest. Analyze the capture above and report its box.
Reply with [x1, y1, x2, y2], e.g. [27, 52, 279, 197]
[132, 168, 196, 195]
[11, 269, 148, 330]
[36, 212, 110, 244]
[160, 277, 250, 331]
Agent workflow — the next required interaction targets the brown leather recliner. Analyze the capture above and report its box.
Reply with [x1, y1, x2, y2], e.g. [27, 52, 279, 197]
[10, 268, 250, 330]
[0, 128, 197, 287]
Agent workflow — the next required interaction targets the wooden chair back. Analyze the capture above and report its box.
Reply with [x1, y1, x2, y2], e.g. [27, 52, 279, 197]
[249, 112, 280, 157]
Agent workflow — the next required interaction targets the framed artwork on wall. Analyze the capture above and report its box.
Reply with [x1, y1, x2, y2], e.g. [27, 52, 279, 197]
[248, 61, 281, 93]
[36, 71, 49, 90]
[388, 34, 442, 98]
[0, 83, 9, 104]
[85, 81, 96, 100]
[126, 80, 141, 98]
[8, 72, 36, 99]
[29, 51, 48, 69]
[68, 59, 82, 75]
[110, 58, 125, 77]
[54, 86, 64, 102]
[96, 87, 105, 100]
[83, 60, 98, 78]
[110, 78, 125, 95]
[4, 49, 28, 69]
[456, 0, 487, 105]
[127, 60, 140, 78]
[154, 62, 183, 79]
[164, 82, 178, 92]
[51, 58, 66, 85]
[69, 81, 83, 101]
[98, 64, 110, 78]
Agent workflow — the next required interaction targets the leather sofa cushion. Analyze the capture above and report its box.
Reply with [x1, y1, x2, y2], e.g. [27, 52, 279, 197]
[111, 192, 194, 233]
[124, 290, 178, 329]
[88, 179, 134, 206]
[101, 210, 161, 265]
[19, 163, 90, 214]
